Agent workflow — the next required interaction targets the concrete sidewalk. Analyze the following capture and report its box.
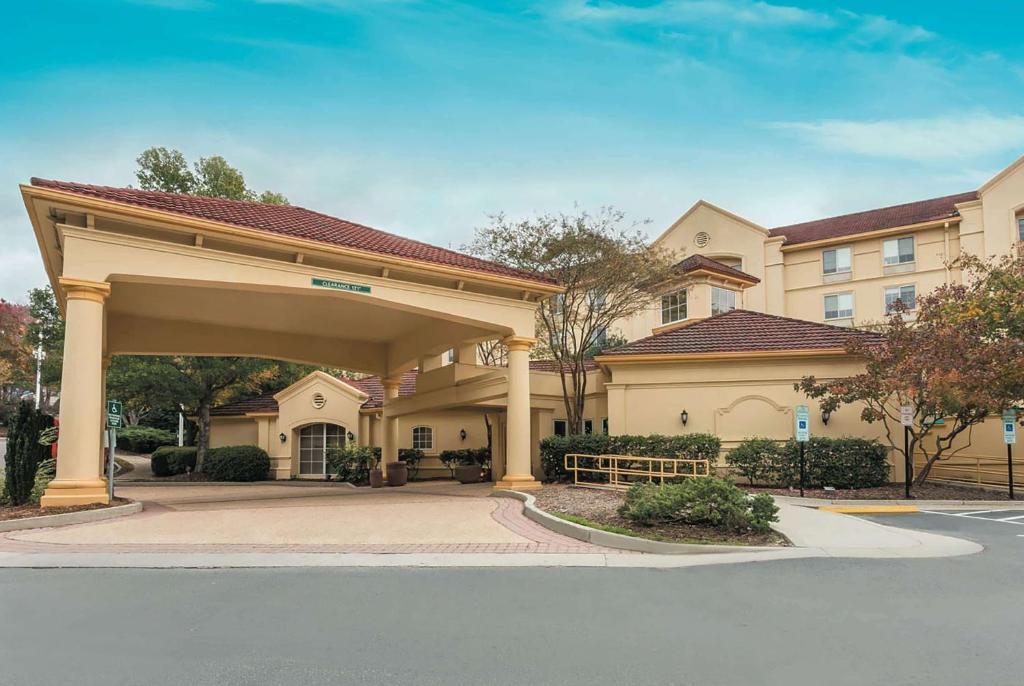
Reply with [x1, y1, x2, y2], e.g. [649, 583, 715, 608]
[773, 494, 1024, 510]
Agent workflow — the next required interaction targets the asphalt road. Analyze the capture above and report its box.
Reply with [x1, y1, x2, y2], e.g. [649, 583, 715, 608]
[1, 513, 1021, 686]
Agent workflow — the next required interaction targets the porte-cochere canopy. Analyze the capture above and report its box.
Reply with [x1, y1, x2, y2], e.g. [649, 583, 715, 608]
[22, 178, 559, 506]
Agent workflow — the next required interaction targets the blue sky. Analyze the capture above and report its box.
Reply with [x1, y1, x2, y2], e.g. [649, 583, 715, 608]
[2, 0, 1023, 301]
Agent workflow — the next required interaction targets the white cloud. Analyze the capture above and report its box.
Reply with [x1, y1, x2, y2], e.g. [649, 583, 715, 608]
[556, 0, 833, 29]
[769, 113, 1024, 162]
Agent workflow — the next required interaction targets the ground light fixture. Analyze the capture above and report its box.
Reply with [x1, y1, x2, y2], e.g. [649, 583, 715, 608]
[680, 410, 688, 426]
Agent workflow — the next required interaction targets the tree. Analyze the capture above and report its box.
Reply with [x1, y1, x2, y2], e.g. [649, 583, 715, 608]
[468, 208, 675, 433]
[797, 261, 1024, 488]
[3, 402, 54, 506]
[23, 287, 64, 408]
[1, 300, 33, 399]
[135, 147, 289, 205]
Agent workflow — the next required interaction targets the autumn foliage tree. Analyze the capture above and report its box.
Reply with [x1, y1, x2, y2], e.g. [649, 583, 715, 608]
[798, 252, 1024, 488]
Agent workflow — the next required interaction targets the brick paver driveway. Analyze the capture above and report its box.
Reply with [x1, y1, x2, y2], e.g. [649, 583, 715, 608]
[1, 481, 611, 555]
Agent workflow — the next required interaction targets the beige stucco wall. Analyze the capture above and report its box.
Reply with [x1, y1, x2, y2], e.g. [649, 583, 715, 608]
[208, 418, 259, 449]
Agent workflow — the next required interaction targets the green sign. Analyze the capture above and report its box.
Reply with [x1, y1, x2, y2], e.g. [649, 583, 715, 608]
[311, 277, 371, 294]
[106, 399, 123, 429]
[794, 405, 810, 443]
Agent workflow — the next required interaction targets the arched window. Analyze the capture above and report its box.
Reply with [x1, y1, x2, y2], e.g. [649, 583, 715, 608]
[411, 425, 434, 451]
[298, 423, 346, 476]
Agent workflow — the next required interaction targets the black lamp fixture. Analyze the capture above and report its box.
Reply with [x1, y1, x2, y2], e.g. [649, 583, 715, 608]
[459, 428, 467, 441]
[821, 408, 832, 426]
[278, 432, 287, 443]
[347, 431, 355, 441]
[680, 410, 689, 426]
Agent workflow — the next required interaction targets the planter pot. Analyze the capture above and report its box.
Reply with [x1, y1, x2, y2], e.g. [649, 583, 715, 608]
[386, 461, 408, 487]
[369, 469, 384, 488]
[454, 464, 483, 484]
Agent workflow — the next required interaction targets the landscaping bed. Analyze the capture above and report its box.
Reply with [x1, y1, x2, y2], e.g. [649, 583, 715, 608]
[746, 482, 1011, 501]
[532, 484, 787, 546]
[0, 497, 132, 522]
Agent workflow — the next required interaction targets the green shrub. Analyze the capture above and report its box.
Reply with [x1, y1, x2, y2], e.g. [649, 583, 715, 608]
[30, 458, 56, 505]
[203, 446, 270, 482]
[618, 478, 779, 533]
[327, 444, 378, 485]
[150, 446, 197, 477]
[3, 402, 55, 506]
[540, 433, 721, 482]
[726, 437, 889, 489]
[439, 448, 491, 477]
[115, 426, 176, 454]
[398, 448, 425, 479]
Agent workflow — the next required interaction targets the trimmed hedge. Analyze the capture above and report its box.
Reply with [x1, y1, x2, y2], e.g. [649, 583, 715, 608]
[726, 437, 889, 489]
[150, 446, 197, 477]
[619, 478, 779, 533]
[439, 448, 491, 476]
[116, 426, 177, 454]
[203, 446, 270, 482]
[540, 433, 721, 482]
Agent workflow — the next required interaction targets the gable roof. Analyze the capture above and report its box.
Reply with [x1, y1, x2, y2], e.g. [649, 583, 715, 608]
[674, 254, 759, 284]
[597, 309, 881, 358]
[29, 178, 555, 287]
[209, 392, 280, 416]
[769, 191, 978, 246]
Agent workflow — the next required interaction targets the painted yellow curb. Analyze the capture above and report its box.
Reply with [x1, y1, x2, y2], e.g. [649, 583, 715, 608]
[820, 505, 919, 514]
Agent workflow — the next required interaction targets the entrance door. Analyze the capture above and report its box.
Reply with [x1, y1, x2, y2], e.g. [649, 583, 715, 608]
[298, 423, 346, 476]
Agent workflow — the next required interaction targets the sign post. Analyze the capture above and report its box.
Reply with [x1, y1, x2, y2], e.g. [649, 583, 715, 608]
[900, 405, 914, 499]
[1003, 410, 1017, 500]
[106, 400, 123, 502]
[795, 405, 810, 497]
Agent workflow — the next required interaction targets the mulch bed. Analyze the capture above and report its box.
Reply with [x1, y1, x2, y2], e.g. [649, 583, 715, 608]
[532, 484, 787, 546]
[0, 497, 132, 522]
[746, 483, 1011, 501]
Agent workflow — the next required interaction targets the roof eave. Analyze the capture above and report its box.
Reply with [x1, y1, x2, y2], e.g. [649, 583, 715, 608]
[777, 217, 961, 252]
[594, 347, 853, 363]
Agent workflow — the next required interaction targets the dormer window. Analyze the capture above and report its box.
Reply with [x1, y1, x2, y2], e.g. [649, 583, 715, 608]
[710, 287, 737, 315]
[661, 289, 687, 324]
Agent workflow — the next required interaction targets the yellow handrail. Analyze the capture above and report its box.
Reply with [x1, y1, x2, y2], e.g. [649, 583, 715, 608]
[564, 453, 711, 489]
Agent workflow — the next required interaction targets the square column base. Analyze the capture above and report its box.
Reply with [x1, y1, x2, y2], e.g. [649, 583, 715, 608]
[494, 476, 542, 491]
[40, 481, 110, 508]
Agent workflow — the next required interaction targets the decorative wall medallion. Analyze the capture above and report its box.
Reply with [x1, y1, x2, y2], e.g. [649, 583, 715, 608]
[694, 231, 711, 248]
[312, 392, 327, 409]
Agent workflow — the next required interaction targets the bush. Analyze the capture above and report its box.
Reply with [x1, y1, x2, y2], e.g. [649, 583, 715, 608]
[115, 426, 176, 454]
[726, 437, 889, 489]
[439, 448, 491, 477]
[327, 445, 378, 485]
[3, 402, 55, 506]
[398, 448, 425, 480]
[540, 433, 721, 482]
[30, 458, 56, 505]
[618, 478, 779, 533]
[150, 446, 197, 477]
[203, 446, 270, 482]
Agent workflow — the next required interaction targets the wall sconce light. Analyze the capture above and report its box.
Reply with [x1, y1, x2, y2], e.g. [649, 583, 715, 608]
[680, 410, 689, 426]
[821, 409, 832, 426]
[279, 433, 287, 443]
[347, 431, 355, 442]
[459, 429, 467, 441]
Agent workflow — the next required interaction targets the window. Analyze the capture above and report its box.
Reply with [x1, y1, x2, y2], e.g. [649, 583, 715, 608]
[553, 419, 568, 437]
[411, 426, 433, 451]
[583, 419, 594, 435]
[1018, 214, 1024, 242]
[601, 417, 609, 435]
[824, 293, 854, 320]
[588, 325, 607, 349]
[883, 237, 915, 265]
[445, 348, 455, 364]
[298, 423, 346, 476]
[822, 247, 851, 275]
[710, 287, 737, 315]
[885, 284, 916, 313]
[661, 289, 687, 324]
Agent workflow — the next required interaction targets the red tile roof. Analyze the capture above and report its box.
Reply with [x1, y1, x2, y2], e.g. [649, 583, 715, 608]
[598, 309, 881, 357]
[769, 191, 978, 246]
[209, 392, 280, 416]
[348, 370, 419, 409]
[674, 254, 759, 283]
[29, 178, 554, 286]
[528, 359, 600, 373]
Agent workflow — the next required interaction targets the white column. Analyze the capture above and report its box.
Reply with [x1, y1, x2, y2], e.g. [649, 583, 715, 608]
[380, 377, 401, 479]
[41, 278, 111, 507]
[496, 336, 540, 490]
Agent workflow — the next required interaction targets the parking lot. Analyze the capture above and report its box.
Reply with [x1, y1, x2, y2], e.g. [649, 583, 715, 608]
[861, 506, 1024, 562]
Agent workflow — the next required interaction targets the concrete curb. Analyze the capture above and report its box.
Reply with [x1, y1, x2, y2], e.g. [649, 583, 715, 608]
[0, 501, 143, 533]
[117, 480, 358, 489]
[492, 490, 783, 555]
[774, 495, 1024, 511]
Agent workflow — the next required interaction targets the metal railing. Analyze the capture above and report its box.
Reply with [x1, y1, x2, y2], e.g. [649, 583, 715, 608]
[564, 453, 711, 490]
[914, 455, 1024, 489]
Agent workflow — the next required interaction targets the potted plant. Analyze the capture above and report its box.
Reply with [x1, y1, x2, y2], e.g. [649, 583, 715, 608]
[441, 448, 490, 484]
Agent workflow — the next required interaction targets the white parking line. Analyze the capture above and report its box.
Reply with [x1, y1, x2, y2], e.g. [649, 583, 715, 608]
[922, 510, 1024, 526]
[996, 514, 1024, 522]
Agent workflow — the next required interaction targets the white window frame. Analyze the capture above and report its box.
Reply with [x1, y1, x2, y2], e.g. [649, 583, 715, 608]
[883, 236, 915, 266]
[411, 425, 434, 452]
[298, 423, 346, 476]
[824, 292, 854, 321]
[710, 286, 737, 316]
[553, 419, 568, 437]
[822, 246, 852, 275]
[884, 284, 917, 313]
[661, 289, 687, 325]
